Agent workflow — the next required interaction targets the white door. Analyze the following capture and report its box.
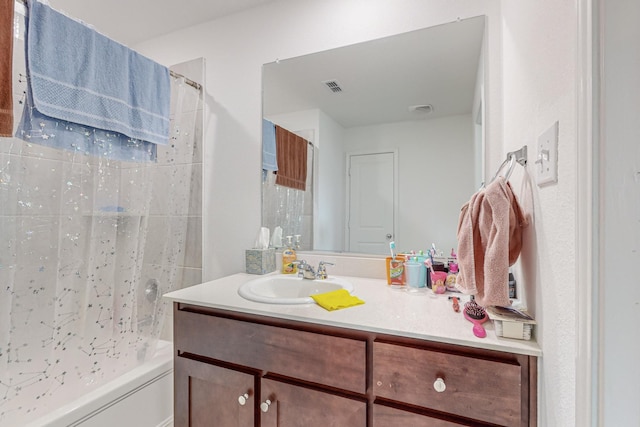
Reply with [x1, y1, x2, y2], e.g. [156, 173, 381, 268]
[347, 152, 395, 254]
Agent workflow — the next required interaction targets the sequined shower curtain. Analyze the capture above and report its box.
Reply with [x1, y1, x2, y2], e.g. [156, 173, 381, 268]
[0, 8, 200, 425]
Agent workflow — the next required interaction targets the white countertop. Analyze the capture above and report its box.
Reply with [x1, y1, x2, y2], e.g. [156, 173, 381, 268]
[164, 273, 541, 357]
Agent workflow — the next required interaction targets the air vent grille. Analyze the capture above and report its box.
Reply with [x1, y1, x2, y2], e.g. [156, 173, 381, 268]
[408, 104, 434, 114]
[322, 80, 343, 93]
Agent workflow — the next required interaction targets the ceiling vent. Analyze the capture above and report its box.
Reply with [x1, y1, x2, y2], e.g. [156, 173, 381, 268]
[322, 80, 343, 93]
[408, 104, 434, 114]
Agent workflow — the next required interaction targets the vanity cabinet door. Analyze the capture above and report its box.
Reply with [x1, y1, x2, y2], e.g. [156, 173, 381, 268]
[260, 378, 366, 427]
[174, 356, 255, 427]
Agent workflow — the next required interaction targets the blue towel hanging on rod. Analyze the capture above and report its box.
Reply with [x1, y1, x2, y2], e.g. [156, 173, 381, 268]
[23, 0, 170, 146]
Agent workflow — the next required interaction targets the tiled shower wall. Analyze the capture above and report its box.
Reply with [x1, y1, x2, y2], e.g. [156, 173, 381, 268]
[157, 58, 204, 340]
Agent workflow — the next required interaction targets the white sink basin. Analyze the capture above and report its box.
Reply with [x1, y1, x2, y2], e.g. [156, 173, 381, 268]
[238, 274, 354, 304]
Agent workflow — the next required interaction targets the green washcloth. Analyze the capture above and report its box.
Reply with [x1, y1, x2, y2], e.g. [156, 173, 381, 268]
[311, 289, 365, 311]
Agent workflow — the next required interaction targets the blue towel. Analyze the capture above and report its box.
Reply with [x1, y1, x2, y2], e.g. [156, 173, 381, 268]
[15, 81, 157, 162]
[26, 0, 170, 146]
[262, 118, 278, 172]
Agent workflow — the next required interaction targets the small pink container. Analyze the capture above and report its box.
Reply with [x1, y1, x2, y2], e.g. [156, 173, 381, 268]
[430, 271, 448, 294]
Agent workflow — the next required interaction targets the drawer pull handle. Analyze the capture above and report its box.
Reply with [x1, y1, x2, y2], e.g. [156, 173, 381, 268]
[238, 393, 250, 406]
[260, 399, 272, 413]
[433, 377, 446, 393]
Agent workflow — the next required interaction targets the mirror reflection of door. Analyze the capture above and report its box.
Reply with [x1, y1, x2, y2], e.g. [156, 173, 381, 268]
[347, 151, 395, 254]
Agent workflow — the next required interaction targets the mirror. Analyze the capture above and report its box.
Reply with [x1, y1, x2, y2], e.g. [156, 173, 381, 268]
[262, 16, 485, 256]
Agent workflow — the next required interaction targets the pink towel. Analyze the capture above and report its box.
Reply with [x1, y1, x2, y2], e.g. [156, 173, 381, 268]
[455, 177, 527, 307]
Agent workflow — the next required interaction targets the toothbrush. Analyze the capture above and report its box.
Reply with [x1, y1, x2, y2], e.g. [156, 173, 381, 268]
[448, 296, 460, 312]
[389, 241, 396, 260]
[429, 243, 436, 264]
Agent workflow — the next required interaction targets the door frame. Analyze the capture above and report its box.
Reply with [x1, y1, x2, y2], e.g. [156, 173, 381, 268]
[576, 0, 597, 425]
[344, 149, 399, 253]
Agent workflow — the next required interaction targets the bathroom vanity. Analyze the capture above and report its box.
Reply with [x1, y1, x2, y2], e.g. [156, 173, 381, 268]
[165, 273, 540, 427]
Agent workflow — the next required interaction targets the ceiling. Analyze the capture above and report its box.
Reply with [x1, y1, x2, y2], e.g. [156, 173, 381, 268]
[48, 0, 277, 45]
[263, 17, 485, 129]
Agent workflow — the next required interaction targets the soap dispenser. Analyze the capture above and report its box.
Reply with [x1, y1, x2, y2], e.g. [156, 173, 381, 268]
[281, 235, 297, 274]
[446, 248, 459, 291]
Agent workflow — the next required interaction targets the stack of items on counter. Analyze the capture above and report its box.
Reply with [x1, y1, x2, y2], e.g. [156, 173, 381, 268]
[384, 241, 535, 341]
[385, 242, 458, 294]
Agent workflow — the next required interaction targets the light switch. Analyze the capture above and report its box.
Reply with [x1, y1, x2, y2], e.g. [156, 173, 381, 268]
[536, 121, 558, 186]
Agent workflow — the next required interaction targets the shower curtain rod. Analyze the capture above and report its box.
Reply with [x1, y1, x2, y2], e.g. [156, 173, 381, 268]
[14, 0, 202, 92]
[169, 71, 202, 91]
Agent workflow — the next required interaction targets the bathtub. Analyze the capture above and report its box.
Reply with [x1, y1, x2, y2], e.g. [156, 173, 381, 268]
[24, 340, 174, 427]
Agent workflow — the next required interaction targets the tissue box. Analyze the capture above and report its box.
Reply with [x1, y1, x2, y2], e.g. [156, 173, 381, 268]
[486, 306, 536, 341]
[245, 249, 276, 275]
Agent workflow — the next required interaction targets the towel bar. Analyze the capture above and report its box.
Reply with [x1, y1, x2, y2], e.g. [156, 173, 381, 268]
[484, 145, 528, 187]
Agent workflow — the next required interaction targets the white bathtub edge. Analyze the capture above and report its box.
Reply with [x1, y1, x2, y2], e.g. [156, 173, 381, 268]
[25, 340, 174, 427]
[68, 369, 173, 427]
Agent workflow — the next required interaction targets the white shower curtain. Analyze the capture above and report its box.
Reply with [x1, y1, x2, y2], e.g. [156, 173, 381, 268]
[0, 9, 201, 425]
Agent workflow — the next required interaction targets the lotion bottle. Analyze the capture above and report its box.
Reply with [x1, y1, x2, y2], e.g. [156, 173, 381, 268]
[281, 236, 297, 274]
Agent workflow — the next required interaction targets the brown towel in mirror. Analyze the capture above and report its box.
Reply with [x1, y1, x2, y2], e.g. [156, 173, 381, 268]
[275, 125, 308, 191]
[0, 0, 15, 136]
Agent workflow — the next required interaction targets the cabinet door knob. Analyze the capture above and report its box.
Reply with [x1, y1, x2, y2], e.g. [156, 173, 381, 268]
[260, 399, 272, 413]
[433, 377, 446, 393]
[238, 393, 250, 406]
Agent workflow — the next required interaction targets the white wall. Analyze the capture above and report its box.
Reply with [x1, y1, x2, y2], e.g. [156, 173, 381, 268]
[316, 110, 346, 251]
[601, 0, 640, 424]
[133, 0, 582, 425]
[500, 1, 578, 426]
[344, 115, 475, 253]
[266, 109, 319, 135]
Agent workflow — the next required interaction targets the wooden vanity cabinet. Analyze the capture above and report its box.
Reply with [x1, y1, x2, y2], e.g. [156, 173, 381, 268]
[174, 356, 256, 427]
[173, 303, 537, 427]
[174, 303, 367, 427]
[174, 355, 366, 427]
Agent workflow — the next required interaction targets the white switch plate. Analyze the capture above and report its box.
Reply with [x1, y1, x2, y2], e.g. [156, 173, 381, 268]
[536, 121, 559, 186]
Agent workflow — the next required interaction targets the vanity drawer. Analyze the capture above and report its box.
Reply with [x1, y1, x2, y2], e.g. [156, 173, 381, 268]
[373, 341, 525, 426]
[175, 308, 367, 394]
[373, 404, 466, 427]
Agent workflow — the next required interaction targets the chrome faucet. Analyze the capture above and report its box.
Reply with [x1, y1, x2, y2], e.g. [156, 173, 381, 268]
[316, 261, 334, 280]
[294, 260, 335, 280]
[295, 260, 317, 280]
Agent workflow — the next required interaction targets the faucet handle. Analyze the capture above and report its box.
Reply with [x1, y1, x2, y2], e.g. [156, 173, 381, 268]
[293, 260, 307, 277]
[316, 261, 334, 280]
